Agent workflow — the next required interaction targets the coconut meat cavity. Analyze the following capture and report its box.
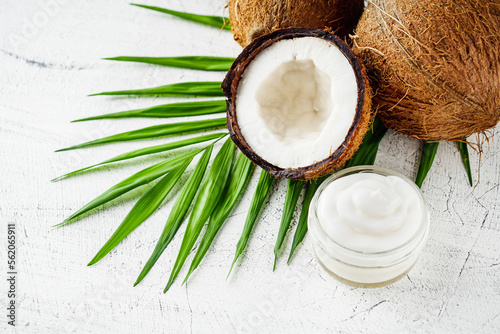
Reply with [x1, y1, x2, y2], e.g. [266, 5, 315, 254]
[235, 37, 358, 169]
[256, 59, 332, 145]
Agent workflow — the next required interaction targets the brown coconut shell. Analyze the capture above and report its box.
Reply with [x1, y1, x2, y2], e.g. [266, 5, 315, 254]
[352, 0, 500, 141]
[222, 28, 373, 180]
[228, 0, 364, 47]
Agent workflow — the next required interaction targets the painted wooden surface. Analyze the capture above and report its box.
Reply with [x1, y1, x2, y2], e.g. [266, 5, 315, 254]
[1, 0, 499, 333]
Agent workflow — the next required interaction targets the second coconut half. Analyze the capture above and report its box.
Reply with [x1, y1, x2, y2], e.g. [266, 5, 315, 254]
[222, 28, 373, 180]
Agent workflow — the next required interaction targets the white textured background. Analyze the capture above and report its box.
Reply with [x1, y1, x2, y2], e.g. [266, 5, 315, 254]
[1, 0, 500, 333]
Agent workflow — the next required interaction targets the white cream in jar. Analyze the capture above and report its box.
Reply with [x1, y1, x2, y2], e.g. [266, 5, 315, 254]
[308, 166, 429, 286]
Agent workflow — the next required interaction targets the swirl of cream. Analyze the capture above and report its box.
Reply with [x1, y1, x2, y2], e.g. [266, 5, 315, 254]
[336, 178, 406, 235]
[317, 173, 422, 252]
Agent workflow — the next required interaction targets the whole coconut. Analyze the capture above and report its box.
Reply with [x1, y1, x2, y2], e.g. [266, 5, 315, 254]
[353, 0, 500, 141]
[228, 0, 364, 47]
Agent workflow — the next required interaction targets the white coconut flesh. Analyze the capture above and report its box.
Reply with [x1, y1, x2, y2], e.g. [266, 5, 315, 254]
[235, 37, 359, 169]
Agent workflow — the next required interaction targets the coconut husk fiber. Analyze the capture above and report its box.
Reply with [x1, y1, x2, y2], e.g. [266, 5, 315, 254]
[228, 0, 364, 47]
[352, 0, 500, 141]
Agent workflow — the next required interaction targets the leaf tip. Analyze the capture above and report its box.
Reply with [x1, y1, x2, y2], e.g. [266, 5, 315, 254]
[163, 281, 174, 293]
[227, 259, 237, 280]
[87, 256, 101, 266]
[57, 145, 80, 152]
[71, 116, 96, 123]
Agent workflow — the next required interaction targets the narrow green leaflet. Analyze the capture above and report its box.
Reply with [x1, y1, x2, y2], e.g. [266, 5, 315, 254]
[88, 161, 190, 266]
[288, 118, 388, 263]
[73, 100, 227, 122]
[345, 118, 388, 168]
[287, 178, 326, 264]
[53, 133, 226, 181]
[228, 170, 275, 276]
[164, 138, 236, 292]
[131, 4, 231, 30]
[104, 56, 235, 72]
[458, 141, 473, 186]
[134, 146, 214, 286]
[56, 149, 202, 226]
[273, 179, 304, 270]
[415, 141, 439, 188]
[56, 118, 226, 152]
[89, 82, 224, 97]
[183, 154, 254, 283]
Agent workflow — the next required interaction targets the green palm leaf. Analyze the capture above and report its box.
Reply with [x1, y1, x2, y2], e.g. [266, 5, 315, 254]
[183, 154, 254, 283]
[56, 118, 227, 152]
[415, 141, 439, 188]
[73, 100, 227, 122]
[458, 141, 473, 186]
[88, 161, 190, 266]
[53, 133, 226, 181]
[89, 81, 224, 97]
[228, 170, 275, 276]
[287, 178, 326, 264]
[164, 138, 236, 292]
[56, 149, 202, 226]
[273, 179, 304, 270]
[104, 56, 235, 71]
[131, 4, 231, 30]
[134, 145, 214, 286]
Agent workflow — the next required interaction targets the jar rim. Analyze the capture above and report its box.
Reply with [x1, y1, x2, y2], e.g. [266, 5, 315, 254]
[308, 165, 430, 258]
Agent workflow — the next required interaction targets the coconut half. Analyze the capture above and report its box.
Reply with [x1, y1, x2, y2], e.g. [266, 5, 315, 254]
[222, 28, 372, 179]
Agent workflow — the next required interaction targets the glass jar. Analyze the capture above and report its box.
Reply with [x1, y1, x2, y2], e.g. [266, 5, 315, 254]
[308, 165, 430, 287]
